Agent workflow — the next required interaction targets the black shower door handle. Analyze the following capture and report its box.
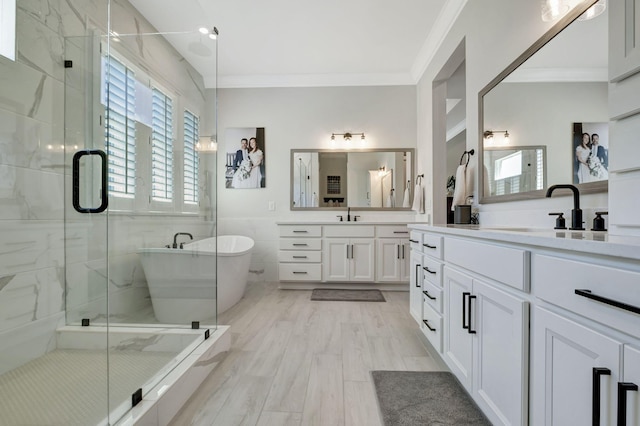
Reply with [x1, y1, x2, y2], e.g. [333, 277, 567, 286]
[72, 149, 108, 213]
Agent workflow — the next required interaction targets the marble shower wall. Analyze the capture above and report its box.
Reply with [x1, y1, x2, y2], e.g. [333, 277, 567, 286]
[0, 0, 215, 371]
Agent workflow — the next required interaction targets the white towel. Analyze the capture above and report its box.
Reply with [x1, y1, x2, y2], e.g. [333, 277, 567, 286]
[402, 183, 411, 208]
[411, 183, 424, 213]
[312, 192, 318, 207]
[451, 164, 467, 211]
[465, 164, 474, 201]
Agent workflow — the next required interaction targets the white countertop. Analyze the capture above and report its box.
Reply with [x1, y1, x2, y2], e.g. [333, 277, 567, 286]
[408, 224, 640, 261]
[277, 221, 425, 226]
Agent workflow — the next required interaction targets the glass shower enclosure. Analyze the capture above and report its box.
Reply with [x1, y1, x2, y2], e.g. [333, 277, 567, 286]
[0, 0, 219, 424]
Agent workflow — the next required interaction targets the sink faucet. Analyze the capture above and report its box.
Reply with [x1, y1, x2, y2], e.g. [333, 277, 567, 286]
[173, 232, 193, 248]
[347, 207, 351, 222]
[545, 184, 584, 230]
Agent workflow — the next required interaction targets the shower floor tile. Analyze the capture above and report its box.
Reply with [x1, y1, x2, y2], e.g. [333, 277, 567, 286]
[0, 349, 177, 425]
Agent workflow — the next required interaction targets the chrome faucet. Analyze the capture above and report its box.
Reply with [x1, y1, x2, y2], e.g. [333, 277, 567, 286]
[545, 184, 584, 230]
[173, 232, 193, 248]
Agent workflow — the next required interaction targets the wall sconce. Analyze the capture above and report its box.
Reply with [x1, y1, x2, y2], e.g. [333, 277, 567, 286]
[196, 136, 217, 152]
[198, 26, 219, 40]
[577, 0, 606, 21]
[540, 0, 606, 22]
[483, 130, 510, 143]
[331, 132, 366, 142]
[378, 166, 387, 177]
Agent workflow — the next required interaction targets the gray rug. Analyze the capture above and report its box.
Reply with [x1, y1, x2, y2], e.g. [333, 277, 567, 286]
[310, 288, 386, 302]
[371, 371, 492, 426]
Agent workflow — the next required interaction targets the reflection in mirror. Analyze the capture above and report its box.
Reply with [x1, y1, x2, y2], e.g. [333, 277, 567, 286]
[479, 0, 608, 203]
[291, 149, 414, 210]
[484, 146, 546, 196]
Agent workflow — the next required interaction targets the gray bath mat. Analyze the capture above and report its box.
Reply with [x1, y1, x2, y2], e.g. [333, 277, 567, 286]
[310, 288, 386, 302]
[371, 371, 491, 425]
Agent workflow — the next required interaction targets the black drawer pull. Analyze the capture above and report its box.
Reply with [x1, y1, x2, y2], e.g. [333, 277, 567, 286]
[393, 231, 409, 234]
[617, 382, 638, 426]
[292, 243, 308, 246]
[592, 367, 611, 426]
[292, 271, 308, 274]
[468, 295, 477, 334]
[409, 239, 419, 243]
[422, 319, 436, 332]
[293, 230, 308, 233]
[575, 289, 640, 315]
[462, 292, 469, 330]
[415, 264, 421, 288]
[292, 256, 308, 259]
[423, 290, 436, 300]
[423, 266, 436, 274]
[423, 243, 436, 249]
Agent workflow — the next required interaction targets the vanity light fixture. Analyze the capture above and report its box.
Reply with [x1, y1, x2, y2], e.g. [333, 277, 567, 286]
[331, 132, 366, 142]
[198, 27, 219, 40]
[484, 130, 510, 143]
[577, 0, 606, 21]
[540, 0, 570, 22]
[196, 136, 217, 152]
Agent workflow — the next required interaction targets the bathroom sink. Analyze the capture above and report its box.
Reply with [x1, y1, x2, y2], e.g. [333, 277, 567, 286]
[477, 227, 545, 233]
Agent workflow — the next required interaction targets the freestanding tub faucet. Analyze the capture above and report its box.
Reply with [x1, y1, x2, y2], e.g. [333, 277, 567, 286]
[173, 232, 193, 248]
[545, 184, 584, 230]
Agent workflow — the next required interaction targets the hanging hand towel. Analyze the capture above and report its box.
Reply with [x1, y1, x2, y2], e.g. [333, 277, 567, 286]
[412, 182, 424, 214]
[312, 192, 318, 207]
[402, 181, 411, 208]
[451, 164, 467, 211]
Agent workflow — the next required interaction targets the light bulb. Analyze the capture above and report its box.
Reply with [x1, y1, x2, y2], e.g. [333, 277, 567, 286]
[199, 27, 209, 34]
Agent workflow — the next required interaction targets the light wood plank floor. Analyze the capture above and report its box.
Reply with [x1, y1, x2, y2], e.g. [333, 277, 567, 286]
[170, 282, 448, 426]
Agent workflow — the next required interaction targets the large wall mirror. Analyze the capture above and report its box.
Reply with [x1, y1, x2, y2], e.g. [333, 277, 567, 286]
[479, 0, 608, 203]
[291, 149, 414, 210]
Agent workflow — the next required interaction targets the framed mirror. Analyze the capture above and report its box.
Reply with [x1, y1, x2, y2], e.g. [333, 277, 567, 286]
[291, 148, 414, 210]
[479, 0, 608, 203]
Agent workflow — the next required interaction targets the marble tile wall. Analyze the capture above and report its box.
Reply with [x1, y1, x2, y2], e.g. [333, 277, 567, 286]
[1, 0, 215, 370]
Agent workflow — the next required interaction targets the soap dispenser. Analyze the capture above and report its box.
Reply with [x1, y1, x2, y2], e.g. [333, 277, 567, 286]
[549, 212, 567, 230]
[591, 211, 608, 231]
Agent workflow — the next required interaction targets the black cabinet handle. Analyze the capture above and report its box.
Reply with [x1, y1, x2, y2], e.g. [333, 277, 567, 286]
[72, 150, 108, 213]
[468, 295, 477, 334]
[462, 292, 469, 330]
[617, 382, 638, 426]
[575, 289, 640, 315]
[394, 231, 409, 234]
[423, 290, 436, 300]
[422, 319, 436, 332]
[423, 243, 436, 249]
[292, 271, 308, 275]
[402, 244, 405, 259]
[292, 256, 308, 259]
[397, 245, 400, 259]
[292, 243, 308, 247]
[409, 239, 419, 243]
[423, 266, 436, 274]
[592, 367, 611, 426]
[415, 264, 421, 288]
[293, 230, 308, 233]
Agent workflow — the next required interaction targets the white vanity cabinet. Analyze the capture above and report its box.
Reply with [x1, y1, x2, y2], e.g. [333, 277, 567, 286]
[375, 225, 410, 282]
[322, 225, 375, 282]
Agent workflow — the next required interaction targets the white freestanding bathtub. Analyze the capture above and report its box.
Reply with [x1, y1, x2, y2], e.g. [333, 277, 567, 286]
[138, 236, 254, 323]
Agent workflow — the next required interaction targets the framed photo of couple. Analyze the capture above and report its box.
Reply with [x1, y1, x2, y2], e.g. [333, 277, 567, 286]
[225, 127, 266, 189]
[572, 122, 608, 185]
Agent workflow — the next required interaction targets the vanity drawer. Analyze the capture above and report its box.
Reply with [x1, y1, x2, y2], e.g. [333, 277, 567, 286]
[444, 237, 529, 291]
[422, 234, 443, 259]
[278, 251, 321, 263]
[533, 254, 640, 338]
[422, 280, 443, 313]
[323, 225, 374, 238]
[376, 225, 410, 238]
[422, 256, 443, 288]
[421, 302, 443, 353]
[278, 263, 322, 281]
[279, 225, 322, 237]
[279, 238, 322, 251]
[410, 230, 424, 252]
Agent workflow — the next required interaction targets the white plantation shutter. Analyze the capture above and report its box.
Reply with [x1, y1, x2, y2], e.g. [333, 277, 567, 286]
[104, 56, 136, 197]
[183, 110, 199, 204]
[151, 88, 173, 201]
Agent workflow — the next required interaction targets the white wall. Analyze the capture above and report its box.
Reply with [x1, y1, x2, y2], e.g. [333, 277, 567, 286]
[417, 0, 608, 229]
[213, 86, 418, 282]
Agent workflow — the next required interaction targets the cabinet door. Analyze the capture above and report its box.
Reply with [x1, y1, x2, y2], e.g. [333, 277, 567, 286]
[531, 307, 621, 426]
[472, 280, 529, 426]
[350, 239, 375, 282]
[376, 239, 401, 282]
[409, 250, 423, 322]
[621, 346, 640, 426]
[610, 0, 640, 81]
[443, 266, 473, 391]
[323, 238, 349, 281]
[400, 240, 411, 282]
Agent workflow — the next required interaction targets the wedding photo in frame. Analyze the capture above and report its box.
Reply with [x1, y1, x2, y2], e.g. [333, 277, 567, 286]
[572, 122, 608, 185]
[224, 127, 266, 189]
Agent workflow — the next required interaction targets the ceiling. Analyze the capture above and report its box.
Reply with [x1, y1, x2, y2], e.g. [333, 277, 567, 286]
[127, 0, 466, 88]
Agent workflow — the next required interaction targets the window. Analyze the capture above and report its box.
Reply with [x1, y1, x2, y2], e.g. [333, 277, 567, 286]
[183, 110, 199, 204]
[151, 88, 173, 201]
[0, 0, 16, 61]
[103, 56, 136, 197]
